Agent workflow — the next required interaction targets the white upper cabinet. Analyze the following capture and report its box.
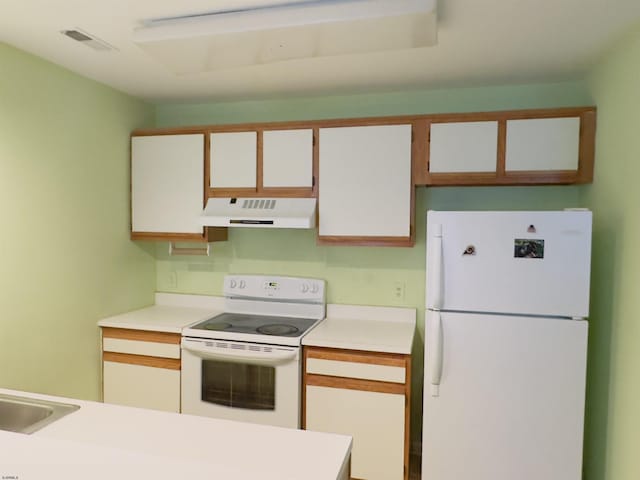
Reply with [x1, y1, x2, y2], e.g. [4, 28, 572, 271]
[210, 131, 257, 189]
[429, 121, 498, 173]
[263, 129, 314, 188]
[319, 124, 412, 242]
[506, 117, 580, 171]
[131, 134, 204, 235]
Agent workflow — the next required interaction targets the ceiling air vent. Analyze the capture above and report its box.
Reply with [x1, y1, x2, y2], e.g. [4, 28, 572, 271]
[61, 29, 117, 52]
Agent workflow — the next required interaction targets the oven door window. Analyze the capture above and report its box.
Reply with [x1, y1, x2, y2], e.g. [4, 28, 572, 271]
[201, 359, 276, 410]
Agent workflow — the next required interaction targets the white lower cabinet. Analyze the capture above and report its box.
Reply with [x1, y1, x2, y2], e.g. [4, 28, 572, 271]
[306, 386, 405, 480]
[303, 347, 411, 480]
[101, 328, 181, 413]
[103, 361, 180, 413]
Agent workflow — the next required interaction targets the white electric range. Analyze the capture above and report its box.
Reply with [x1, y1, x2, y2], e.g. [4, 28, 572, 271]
[181, 274, 325, 429]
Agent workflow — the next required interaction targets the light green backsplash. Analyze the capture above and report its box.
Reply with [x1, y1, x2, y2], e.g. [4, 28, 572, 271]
[583, 22, 640, 480]
[153, 82, 591, 448]
[0, 43, 156, 401]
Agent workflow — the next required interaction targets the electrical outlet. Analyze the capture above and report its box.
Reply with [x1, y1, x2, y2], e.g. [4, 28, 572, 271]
[168, 271, 177, 289]
[393, 281, 405, 301]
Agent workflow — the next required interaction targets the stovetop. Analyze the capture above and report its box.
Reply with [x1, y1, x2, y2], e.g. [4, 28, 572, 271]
[189, 312, 318, 338]
[182, 275, 326, 347]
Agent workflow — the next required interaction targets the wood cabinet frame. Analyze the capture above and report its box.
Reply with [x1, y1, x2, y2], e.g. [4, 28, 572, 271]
[101, 327, 183, 407]
[129, 131, 228, 243]
[206, 126, 317, 199]
[131, 105, 595, 246]
[302, 346, 412, 480]
[416, 106, 596, 186]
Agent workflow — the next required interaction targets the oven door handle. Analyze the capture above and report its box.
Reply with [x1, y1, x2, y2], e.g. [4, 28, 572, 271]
[182, 342, 297, 366]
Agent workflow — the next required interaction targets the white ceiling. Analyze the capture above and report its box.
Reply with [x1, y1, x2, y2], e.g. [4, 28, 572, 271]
[1, 0, 640, 103]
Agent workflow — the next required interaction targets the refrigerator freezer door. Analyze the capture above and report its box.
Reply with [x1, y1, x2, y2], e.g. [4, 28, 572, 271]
[426, 210, 592, 318]
[422, 310, 588, 480]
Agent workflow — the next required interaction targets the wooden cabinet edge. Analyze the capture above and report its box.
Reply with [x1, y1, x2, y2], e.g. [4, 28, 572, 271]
[130, 227, 228, 243]
[423, 170, 583, 186]
[102, 327, 181, 345]
[305, 374, 405, 395]
[103, 352, 181, 370]
[415, 106, 596, 186]
[209, 187, 315, 198]
[577, 110, 596, 184]
[305, 346, 408, 366]
[317, 235, 415, 247]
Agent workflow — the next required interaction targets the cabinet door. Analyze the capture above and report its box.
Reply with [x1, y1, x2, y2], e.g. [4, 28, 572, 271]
[506, 117, 580, 171]
[319, 125, 412, 242]
[103, 361, 180, 413]
[429, 121, 498, 173]
[263, 129, 313, 188]
[210, 131, 257, 189]
[131, 134, 204, 234]
[306, 385, 405, 480]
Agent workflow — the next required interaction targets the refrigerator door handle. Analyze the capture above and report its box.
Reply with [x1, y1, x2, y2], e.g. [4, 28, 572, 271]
[429, 223, 444, 309]
[430, 310, 444, 397]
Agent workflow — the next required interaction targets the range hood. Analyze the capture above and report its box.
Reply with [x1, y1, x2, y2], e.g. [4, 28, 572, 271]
[200, 198, 316, 229]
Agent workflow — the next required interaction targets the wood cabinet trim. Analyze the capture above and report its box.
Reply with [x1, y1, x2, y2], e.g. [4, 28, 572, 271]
[204, 130, 211, 206]
[305, 346, 408, 367]
[413, 119, 430, 185]
[496, 119, 507, 177]
[317, 235, 414, 247]
[209, 187, 314, 198]
[102, 327, 181, 345]
[305, 374, 405, 395]
[103, 352, 181, 370]
[577, 110, 596, 184]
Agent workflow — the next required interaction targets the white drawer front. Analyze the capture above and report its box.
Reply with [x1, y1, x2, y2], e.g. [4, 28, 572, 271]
[103, 362, 180, 413]
[306, 358, 405, 384]
[103, 338, 180, 359]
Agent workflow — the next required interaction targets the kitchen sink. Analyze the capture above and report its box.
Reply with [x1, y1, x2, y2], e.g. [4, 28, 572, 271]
[0, 393, 79, 434]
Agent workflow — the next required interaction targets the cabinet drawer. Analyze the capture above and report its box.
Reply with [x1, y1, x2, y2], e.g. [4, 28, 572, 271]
[103, 338, 180, 359]
[306, 357, 405, 383]
[103, 361, 180, 412]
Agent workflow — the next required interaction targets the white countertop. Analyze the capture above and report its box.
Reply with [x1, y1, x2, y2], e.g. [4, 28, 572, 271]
[0, 388, 351, 480]
[302, 304, 416, 354]
[97, 295, 416, 355]
[97, 293, 225, 333]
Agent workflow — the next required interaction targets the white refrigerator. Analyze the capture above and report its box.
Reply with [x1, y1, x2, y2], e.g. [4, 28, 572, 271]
[423, 210, 592, 480]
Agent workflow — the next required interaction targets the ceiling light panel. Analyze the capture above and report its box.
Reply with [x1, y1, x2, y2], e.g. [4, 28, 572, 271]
[132, 0, 437, 73]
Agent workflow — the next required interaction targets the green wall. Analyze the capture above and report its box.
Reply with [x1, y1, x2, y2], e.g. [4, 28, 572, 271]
[583, 23, 640, 480]
[154, 81, 591, 448]
[0, 43, 156, 400]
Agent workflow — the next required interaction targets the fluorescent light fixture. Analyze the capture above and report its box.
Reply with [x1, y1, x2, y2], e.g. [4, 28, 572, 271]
[133, 0, 437, 73]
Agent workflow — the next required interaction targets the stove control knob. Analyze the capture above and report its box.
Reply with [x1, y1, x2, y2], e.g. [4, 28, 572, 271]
[229, 279, 237, 289]
[310, 283, 319, 294]
[239, 280, 246, 289]
[301, 283, 309, 293]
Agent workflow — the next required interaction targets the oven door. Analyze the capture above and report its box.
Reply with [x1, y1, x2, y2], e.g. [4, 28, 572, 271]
[181, 337, 301, 429]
